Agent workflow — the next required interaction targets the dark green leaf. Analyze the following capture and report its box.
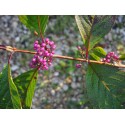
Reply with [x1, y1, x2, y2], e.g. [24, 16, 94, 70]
[19, 15, 49, 35]
[13, 69, 38, 109]
[86, 63, 125, 108]
[75, 16, 116, 50]
[0, 65, 22, 109]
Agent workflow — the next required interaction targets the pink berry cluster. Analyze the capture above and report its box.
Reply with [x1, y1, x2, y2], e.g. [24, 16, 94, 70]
[102, 52, 119, 63]
[75, 63, 82, 68]
[29, 38, 56, 70]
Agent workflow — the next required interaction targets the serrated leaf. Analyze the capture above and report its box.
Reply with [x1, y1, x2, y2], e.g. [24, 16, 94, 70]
[19, 15, 49, 35]
[86, 63, 125, 108]
[75, 15, 116, 50]
[13, 69, 38, 109]
[0, 65, 22, 109]
[90, 47, 106, 60]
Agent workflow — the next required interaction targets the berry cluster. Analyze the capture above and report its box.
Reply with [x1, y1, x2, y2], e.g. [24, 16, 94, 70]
[75, 63, 82, 68]
[102, 52, 119, 63]
[29, 38, 56, 70]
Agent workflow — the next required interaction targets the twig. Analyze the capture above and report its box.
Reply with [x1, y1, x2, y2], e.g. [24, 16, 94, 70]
[53, 55, 125, 68]
[0, 45, 125, 68]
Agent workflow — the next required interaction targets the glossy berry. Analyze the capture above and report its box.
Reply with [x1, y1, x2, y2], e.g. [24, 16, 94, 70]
[77, 46, 81, 50]
[102, 52, 119, 63]
[75, 64, 82, 68]
[29, 38, 56, 70]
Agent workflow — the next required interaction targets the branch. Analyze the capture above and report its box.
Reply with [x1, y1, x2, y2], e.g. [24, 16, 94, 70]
[1, 45, 125, 68]
[53, 55, 125, 68]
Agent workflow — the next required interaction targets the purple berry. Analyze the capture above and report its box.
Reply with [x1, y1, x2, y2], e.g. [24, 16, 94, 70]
[34, 55, 38, 58]
[45, 38, 50, 44]
[44, 66, 48, 70]
[48, 62, 52, 66]
[49, 53, 53, 57]
[52, 51, 55, 54]
[43, 61, 47, 65]
[106, 59, 110, 63]
[46, 53, 50, 57]
[34, 40, 39, 44]
[39, 58, 43, 63]
[41, 43, 46, 47]
[109, 52, 114, 56]
[103, 58, 106, 62]
[39, 52, 43, 56]
[75, 64, 82, 68]
[106, 55, 110, 59]
[113, 54, 119, 60]
[77, 46, 81, 50]
[49, 41, 54, 46]
[34, 44, 37, 47]
[102, 51, 119, 63]
[44, 50, 48, 54]
[52, 45, 56, 49]
[32, 58, 36, 62]
[40, 47, 45, 51]
[30, 38, 56, 70]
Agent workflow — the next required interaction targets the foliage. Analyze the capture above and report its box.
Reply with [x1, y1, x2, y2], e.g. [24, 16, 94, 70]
[86, 63, 125, 108]
[75, 16, 116, 50]
[0, 15, 125, 109]
[19, 15, 49, 35]
[0, 64, 22, 109]
[13, 69, 38, 108]
[119, 54, 125, 60]
[89, 46, 106, 60]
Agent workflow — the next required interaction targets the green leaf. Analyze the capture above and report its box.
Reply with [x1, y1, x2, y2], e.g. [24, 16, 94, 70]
[0, 65, 22, 109]
[86, 63, 125, 108]
[89, 53, 101, 61]
[19, 15, 49, 35]
[119, 54, 125, 60]
[75, 16, 116, 50]
[90, 47, 106, 60]
[13, 69, 38, 109]
[92, 47, 106, 58]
